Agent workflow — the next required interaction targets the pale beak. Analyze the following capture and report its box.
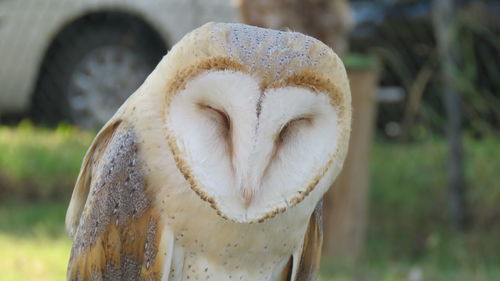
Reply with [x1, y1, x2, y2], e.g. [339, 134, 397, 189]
[241, 186, 254, 207]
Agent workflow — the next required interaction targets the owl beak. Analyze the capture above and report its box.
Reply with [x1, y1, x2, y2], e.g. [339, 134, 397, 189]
[241, 187, 254, 207]
[241, 187, 253, 207]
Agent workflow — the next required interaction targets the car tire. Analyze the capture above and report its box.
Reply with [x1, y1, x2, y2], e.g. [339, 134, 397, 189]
[32, 19, 166, 128]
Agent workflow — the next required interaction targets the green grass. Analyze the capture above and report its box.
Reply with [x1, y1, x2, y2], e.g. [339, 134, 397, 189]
[0, 124, 499, 280]
[0, 202, 498, 281]
[0, 202, 70, 281]
[0, 121, 93, 200]
[369, 137, 500, 255]
[345, 136, 500, 281]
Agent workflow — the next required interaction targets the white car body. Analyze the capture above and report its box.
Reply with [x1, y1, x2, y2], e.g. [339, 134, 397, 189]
[0, 0, 239, 115]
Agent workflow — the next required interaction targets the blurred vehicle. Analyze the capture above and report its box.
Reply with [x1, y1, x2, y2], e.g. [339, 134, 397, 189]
[0, 0, 238, 128]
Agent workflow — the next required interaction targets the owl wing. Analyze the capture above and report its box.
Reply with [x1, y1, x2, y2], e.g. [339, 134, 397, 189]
[280, 201, 323, 281]
[66, 120, 173, 281]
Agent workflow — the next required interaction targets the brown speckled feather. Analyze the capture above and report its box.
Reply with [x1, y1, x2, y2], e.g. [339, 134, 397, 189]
[66, 121, 166, 281]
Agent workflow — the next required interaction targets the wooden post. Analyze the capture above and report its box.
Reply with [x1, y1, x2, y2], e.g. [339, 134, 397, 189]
[322, 64, 379, 259]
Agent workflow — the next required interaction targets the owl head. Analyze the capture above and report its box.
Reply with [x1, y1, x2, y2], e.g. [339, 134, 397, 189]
[143, 23, 351, 223]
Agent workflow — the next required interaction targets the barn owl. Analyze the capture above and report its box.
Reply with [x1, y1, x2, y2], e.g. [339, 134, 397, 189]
[65, 22, 351, 281]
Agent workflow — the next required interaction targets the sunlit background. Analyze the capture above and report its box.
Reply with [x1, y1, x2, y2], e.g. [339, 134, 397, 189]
[0, 0, 499, 280]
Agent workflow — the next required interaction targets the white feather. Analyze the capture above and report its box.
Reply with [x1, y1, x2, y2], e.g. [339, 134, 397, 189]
[166, 70, 341, 222]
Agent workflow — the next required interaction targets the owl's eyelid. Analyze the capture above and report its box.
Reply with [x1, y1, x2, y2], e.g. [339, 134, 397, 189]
[277, 115, 315, 143]
[197, 103, 228, 118]
[292, 115, 314, 123]
[281, 115, 314, 130]
[197, 103, 231, 129]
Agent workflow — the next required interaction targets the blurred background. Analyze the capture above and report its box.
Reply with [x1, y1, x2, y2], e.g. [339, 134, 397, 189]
[0, 0, 498, 280]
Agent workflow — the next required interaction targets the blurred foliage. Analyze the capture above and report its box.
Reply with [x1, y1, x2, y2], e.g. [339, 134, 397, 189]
[0, 120, 93, 200]
[454, 19, 500, 137]
[366, 135, 500, 270]
[356, 3, 500, 138]
[344, 53, 379, 70]
[371, 134, 500, 233]
[0, 125, 499, 280]
[414, 16, 500, 137]
[319, 134, 500, 280]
